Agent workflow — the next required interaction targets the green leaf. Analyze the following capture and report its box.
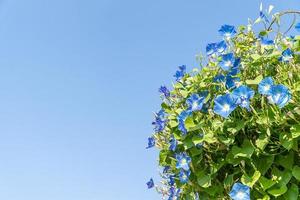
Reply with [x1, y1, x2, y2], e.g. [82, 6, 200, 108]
[253, 155, 274, 175]
[241, 171, 261, 187]
[292, 166, 300, 181]
[159, 150, 168, 166]
[232, 139, 255, 158]
[259, 31, 268, 37]
[255, 133, 269, 150]
[180, 90, 189, 98]
[246, 75, 263, 85]
[227, 120, 245, 134]
[290, 124, 300, 139]
[250, 54, 261, 61]
[268, 185, 288, 197]
[276, 151, 294, 170]
[284, 183, 299, 200]
[224, 174, 234, 189]
[272, 168, 292, 186]
[169, 120, 178, 128]
[183, 137, 194, 150]
[218, 134, 234, 145]
[192, 135, 203, 146]
[257, 195, 271, 200]
[203, 131, 218, 144]
[184, 116, 195, 130]
[279, 132, 294, 150]
[259, 176, 276, 191]
[197, 172, 211, 188]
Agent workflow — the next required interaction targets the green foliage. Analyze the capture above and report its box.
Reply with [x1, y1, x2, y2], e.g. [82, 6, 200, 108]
[151, 7, 300, 200]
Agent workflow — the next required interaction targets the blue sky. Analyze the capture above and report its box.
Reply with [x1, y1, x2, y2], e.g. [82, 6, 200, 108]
[0, 0, 298, 200]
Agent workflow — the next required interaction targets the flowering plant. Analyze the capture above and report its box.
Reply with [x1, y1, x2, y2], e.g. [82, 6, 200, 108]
[147, 5, 300, 200]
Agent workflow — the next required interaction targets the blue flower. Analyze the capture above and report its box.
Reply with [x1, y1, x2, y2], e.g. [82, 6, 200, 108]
[225, 75, 240, 89]
[260, 37, 274, 46]
[177, 110, 191, 135]
[174, 65, 186, 81]
[219, 25, 236, 38]
[258, 77, 274, 95]
[206, 41, 227, 56]
[268, 84, 291, 108]
[146, 136, 155, 149]
[295, 22, 300, 32]
[168, 187, 181, 200]
[169, 135, 177, 151]
[219, 53, 235, 71]
[228, 58, 241, 76]
[213, 94, 238, 118]
[179, 169, 191, 184]
[159, 86, 171, 98]
[146, 178, 154, 189]
[206, 43, 217, 56]
[213, 74, 226, 83]
[280, 48, 293, 62]
[216, 41, 227, 53]
[232, 85, 255, 110]
[163, 166, 170, 174]
[175, 152, 191, 171]
[186, 94, 206, 112]
[152, 109, 167, 132]
[229, 182, 250, 200]
[168, 175, 176, 186]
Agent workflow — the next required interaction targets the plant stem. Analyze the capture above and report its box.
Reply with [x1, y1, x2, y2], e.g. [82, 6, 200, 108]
[267, 10, 300, 31]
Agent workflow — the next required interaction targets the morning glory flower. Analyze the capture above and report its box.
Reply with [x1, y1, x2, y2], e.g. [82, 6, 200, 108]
[159, 86, 171, 98]
[229, 182, 250, 200]
[295, 22, 300, 32]
[268, 84, 291, 108]
[232, 85, 255, 110]
[213, 74, 226, 83]
[219, 53, 235, 71]
[258, 77, 274, 95]
[174, 65, 186, 81]
[213, 94, 238, 118]
[146, 178, 154, 189]
[177, 110, 191, 135]
[146, 136, 155, 149]
[175, 152, 191, 171]
[168, 187, 181, 200]
[168, 175, 176, 186]
[186, 94, 206, 112]
[206, 41, 227, 56]
[225, 76, 240, 89]
[163, 166, 170, 174]
[152, 109, 167, 132]
[280, 48, 293, 62]
[219, 25, 236, 38]
[216, 40, 227, 53]
[179, 169, 191, 184]
[169, 135, 177, 151]
[260, 37, 274, 46]
[206, 43, 217, 56]
[228, 58, 241, 76]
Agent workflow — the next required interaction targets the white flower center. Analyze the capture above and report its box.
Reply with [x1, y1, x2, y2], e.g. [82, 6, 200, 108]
[192, 102, 198, 109]
[225, 61, 232, 67]
[264, 85, 270, 92]
[181, 159, 187, 165]
[236, 191, 245, 199]
[223, 104, 230, 112]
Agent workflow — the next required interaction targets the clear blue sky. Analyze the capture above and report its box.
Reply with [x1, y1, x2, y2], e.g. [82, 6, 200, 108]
[0, 0, 298, 200]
